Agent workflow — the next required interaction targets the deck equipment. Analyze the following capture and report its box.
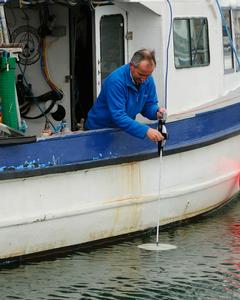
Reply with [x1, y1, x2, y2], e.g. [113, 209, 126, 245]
[0, 52, 19, 130]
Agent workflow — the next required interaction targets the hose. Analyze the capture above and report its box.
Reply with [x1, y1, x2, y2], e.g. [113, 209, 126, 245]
[164, 0, 173, 109]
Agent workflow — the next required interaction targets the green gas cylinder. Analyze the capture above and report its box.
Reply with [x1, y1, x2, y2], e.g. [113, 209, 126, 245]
[0, 55, 19, 130]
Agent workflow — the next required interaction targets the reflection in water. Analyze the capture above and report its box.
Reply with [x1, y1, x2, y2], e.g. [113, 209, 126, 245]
[0, 193, 240, 300]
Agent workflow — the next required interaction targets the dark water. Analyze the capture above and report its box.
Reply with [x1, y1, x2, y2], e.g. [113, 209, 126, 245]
[1, 194, 240, 300]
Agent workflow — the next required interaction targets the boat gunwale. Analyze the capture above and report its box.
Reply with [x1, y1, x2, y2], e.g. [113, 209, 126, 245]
[0, 124, 239, 180]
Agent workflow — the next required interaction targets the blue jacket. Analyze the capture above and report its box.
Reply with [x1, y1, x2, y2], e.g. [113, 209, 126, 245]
[85, 64, 159, 139]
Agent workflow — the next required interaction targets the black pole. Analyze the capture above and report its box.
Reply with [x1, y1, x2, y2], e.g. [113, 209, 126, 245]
[158, 119, 168, 156]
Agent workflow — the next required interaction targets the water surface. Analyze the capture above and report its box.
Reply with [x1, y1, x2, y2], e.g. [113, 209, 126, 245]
[1, 193, 240, 299]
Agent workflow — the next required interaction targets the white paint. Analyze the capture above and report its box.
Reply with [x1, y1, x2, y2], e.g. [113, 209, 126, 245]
[220, 0, 240, 8]
[0, 134, 239, 259]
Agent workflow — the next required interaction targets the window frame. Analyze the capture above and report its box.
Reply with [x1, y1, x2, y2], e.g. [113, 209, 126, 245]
[173, 17, 210, 69]
[222, 8, 235, 74]
[99, 13, 125, 82]
[232, 8, 240, 72]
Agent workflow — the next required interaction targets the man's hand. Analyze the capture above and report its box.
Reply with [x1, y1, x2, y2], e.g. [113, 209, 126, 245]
[146, 128, 164, 142]
[157, 108, 167, 121]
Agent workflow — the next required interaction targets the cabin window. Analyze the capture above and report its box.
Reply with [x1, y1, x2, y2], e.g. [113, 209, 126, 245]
[100, 14, 124, 82]
[222, 10, 234, 71]
[173, 18, 210, 68]
[233, 10, 240, 68]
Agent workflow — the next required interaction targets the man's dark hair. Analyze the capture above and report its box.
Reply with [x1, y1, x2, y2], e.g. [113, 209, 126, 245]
[130, 49, 156, 68]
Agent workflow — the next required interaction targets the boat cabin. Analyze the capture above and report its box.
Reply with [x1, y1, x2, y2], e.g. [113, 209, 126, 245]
[0, 0, 240, 136]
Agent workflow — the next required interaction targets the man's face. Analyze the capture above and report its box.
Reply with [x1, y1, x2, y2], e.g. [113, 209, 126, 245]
[130, 60, 155, 84]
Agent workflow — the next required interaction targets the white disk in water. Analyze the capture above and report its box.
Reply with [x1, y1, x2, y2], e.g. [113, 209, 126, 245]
[138, 243, 177, 251]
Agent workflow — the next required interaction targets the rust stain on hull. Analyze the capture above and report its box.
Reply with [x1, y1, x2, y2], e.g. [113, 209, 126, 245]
[89, 200, 143, 241]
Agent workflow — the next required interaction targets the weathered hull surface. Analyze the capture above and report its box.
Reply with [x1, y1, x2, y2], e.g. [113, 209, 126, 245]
[0, 134, 239, 260]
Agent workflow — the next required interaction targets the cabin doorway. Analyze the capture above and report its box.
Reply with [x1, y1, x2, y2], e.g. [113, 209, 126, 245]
[70, 4, 127, 130]
[69, 4, 94, 131]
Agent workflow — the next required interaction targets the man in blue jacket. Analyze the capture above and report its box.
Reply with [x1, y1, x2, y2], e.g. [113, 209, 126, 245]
[85, 49, 165, 142]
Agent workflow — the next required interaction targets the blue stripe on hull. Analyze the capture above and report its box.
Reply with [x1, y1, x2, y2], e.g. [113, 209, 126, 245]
[166, 102, 240, 152]
[0, 102, 239, 177]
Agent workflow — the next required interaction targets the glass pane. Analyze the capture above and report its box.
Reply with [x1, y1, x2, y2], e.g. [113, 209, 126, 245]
[190, 18, 210, 66]
[222, 10, 234, 70]
[233, 10, 240, 68]
[100, 14, 124, 82]
[173, 19, 191, 68]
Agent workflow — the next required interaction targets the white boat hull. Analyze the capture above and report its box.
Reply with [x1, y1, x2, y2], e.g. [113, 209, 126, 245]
[0, 135, 239, 260]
